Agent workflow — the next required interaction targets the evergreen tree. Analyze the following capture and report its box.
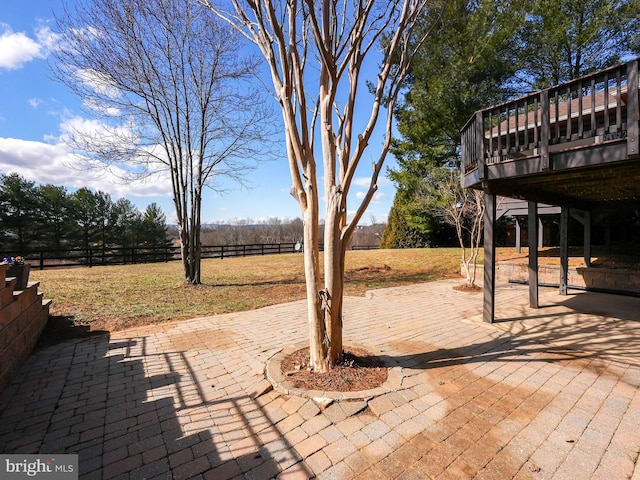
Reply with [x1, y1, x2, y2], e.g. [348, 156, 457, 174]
[384, 0, 523, 247]
[109, 199, 142, 249]
[35, 184, 74, 250]
[0, 172, 169, 257]
[385, 0, 640, 248]
[70, 187, 107, 254]
[0, 173, 40, 251]
[141, 203, 168, 248]
[517, 0, 640, 89]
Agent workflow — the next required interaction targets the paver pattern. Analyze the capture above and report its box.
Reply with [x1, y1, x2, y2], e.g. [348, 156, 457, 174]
[1, 279, 639, 479]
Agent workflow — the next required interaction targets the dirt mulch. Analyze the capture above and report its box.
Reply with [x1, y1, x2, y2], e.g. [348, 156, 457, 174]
[453, 284, 483, 292]
[280, 346, 388, 392]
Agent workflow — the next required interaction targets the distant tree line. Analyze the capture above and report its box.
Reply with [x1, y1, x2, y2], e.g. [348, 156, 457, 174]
[0, 173, 169, 253]
[168, 217, 385, 248]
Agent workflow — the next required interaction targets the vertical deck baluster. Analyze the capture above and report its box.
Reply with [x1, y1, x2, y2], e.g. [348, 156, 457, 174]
[604, 71, 610, 132]
[515, 101, 520, 150]
[497, 107, 502, 161]
[590, 77, 596, 136]
[627, 59, 638, 156]
[487, 111, 493, 161]
[534, 96, 539, 147]
[524, 99, 530, 148]
[541, 90, 550, 170]
[616, 68, 622, 133]
[578, 81, 584, 138]
[476, 111, 485, 178]
[553, 88, 560, 142]
[505, 106, 511, 154]
[566, 84, 572, 141]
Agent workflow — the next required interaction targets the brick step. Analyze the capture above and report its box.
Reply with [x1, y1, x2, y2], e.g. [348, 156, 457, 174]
[0, 277, 52, 391]
[0, 280, 14, 306]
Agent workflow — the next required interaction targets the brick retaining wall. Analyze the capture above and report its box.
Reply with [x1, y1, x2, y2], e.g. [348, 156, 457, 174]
[0, 264, 51, 390]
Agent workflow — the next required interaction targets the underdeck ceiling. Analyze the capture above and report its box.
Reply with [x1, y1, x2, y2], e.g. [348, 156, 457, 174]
[485, 159, 640, 210]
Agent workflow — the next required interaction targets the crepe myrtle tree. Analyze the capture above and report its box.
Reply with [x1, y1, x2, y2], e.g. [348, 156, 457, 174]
[52, 0, 276, 284]
[202, 0, 440, 371]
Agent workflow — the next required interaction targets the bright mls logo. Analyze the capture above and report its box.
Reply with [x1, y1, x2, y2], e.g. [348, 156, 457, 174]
[0, 455, 78, 479]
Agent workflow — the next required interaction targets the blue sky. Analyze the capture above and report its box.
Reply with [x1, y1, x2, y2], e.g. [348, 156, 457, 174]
[0, 0, 396, 225]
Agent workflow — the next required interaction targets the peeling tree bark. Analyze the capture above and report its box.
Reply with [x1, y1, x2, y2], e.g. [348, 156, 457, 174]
[204, 0, 438, 371]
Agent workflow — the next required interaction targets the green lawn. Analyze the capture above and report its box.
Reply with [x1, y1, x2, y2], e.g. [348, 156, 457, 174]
[31, 248, 464, 333]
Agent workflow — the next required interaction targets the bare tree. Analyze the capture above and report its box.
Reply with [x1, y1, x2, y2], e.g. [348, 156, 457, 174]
[203, 0, 437, 371]
[421, 167, 484, 288]
[52, 0, 275, 284]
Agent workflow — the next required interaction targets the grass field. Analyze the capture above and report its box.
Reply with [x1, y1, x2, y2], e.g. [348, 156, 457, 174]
[31, 248, 466, 333]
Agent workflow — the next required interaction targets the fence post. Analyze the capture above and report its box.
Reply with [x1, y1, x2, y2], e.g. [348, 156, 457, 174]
[39, 251, 44, 270]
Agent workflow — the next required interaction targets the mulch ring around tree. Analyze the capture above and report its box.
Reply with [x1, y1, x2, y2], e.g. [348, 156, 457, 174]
[453, 284, 483, 292]
[280, 346, 388, 392]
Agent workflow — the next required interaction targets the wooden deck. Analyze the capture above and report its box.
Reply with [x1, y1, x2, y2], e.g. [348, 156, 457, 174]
[460, 58, 640, 323]
[461, 59, 640, 210]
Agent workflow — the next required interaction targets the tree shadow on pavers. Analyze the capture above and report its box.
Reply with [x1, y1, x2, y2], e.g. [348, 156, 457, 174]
[0, 333, 313, 479]
[493, 292, 640, 366]
[36, 315, 109, 348]
[557, 290, 640, 323]
[380, 333, 596, 374]
[381, 299, 640, 372]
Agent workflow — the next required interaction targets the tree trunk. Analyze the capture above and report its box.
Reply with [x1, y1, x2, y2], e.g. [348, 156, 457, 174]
[302, 187, 330, 372]
[179, 226, 192, 284]
[323, 188, 345, 367]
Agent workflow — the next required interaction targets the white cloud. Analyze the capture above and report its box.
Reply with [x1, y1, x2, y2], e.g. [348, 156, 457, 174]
[0, 136, 172, 199]
[355, 191, 386, 204]
[352, 175, 391, 188]
[0, 23, 60, 71]
[28, 98, 42, 108]
[0, 27, 42, 70]
[59, 115, 122, 140]
[34, 25, 61, 53]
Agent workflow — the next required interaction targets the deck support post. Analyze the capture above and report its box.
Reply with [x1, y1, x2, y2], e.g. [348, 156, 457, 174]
[538, 219, 543, 247]
[515, 219, 522, 253]
[483, 193, 497, 323]
[584, 211, 591, 267]
[528, 202, 539, 308]
[559, 207, 570, 295]
[571, 210, 592, 267]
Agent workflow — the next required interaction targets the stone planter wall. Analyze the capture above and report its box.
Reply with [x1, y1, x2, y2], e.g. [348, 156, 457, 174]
[496, 261, 640, 294]
[0, 264, 52, 391]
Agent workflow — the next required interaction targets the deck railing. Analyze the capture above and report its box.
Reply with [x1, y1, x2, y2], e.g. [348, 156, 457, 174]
[462, 58, 639, 180]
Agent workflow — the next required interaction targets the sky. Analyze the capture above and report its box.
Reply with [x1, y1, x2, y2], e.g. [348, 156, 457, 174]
[0, 0, 397, 226]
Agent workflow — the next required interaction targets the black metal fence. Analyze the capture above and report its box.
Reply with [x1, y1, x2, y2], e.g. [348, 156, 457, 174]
[4, 242, 378, 270]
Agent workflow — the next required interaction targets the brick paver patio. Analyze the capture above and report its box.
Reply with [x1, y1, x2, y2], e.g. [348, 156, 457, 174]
[1, 279, 639, 479]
